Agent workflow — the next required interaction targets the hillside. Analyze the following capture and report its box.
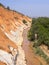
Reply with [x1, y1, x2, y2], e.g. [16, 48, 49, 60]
[0, 4, 32, 65]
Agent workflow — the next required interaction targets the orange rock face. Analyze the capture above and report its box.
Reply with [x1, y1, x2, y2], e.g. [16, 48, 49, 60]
[0, 5, 31, 52]
[0, 61, 7, 65]
[0, 6, 31, 33]
[0, 28, 17, 53]
[0, 5, 32, 65]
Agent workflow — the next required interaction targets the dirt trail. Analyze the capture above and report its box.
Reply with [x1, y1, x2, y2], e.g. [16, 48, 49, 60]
[22, 28, 47, 65]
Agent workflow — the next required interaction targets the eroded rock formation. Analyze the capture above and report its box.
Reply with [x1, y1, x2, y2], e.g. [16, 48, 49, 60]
[0, 5, 32, 65]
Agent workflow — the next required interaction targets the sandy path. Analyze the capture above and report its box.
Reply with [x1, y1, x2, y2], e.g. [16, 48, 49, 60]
[22, 28, 47, 65]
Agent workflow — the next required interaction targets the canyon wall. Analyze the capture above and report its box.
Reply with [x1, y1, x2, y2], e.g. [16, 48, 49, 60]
[0, 5, 32, 65]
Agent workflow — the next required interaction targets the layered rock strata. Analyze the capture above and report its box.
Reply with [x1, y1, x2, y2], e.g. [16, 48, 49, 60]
[0, 5, 31, 65]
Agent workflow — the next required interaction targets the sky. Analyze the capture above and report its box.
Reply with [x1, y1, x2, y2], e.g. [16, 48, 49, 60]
[0, 0, 49, 17]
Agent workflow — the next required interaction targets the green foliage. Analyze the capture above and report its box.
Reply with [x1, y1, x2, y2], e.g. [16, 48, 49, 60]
[0, 3, 5, 7]
[28, 17, 49, 48]
[23, 20, 27, 25]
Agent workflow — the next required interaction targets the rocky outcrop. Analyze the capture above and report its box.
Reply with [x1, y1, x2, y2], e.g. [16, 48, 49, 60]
[0, 5, 32, 65]
[16, 46, 26, 65]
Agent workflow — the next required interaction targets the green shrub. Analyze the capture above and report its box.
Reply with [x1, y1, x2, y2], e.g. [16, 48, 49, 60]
[0, 3, 5, 7]
[7, 6, 10, 10]
[23, 20, 28, 25]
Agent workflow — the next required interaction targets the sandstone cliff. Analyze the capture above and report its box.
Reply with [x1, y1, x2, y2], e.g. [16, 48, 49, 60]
[0, 4, 32, 65]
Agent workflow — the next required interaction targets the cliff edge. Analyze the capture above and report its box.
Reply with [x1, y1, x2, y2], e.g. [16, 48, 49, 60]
[0, 4, 32, 65]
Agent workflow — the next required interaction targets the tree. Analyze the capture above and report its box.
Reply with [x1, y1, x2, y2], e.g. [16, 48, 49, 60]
[7, 6, 10, 10]
[28, 17, 49, 48]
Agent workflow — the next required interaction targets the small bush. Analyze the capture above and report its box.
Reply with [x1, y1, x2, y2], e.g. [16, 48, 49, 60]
[23, 20, 27, 25]
[7, 6, 10, 10]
